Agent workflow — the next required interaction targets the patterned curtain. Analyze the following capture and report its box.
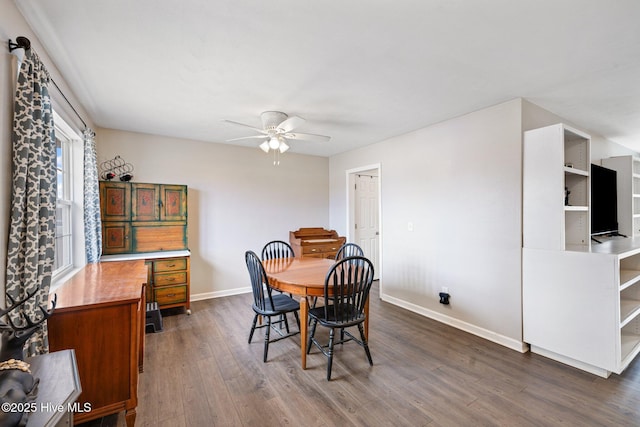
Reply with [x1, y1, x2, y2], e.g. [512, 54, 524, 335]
[5, 49, 56, 356]
[83, 128, 102, 262]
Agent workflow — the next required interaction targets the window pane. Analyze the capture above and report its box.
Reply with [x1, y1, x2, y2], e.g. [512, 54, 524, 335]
[52, 113, 77, 278]
[56, 138, 63, 169]
[57, 170, 64, 199]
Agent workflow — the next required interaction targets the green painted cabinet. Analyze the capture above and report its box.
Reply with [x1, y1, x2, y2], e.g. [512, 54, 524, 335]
[99, 181, 188, 255]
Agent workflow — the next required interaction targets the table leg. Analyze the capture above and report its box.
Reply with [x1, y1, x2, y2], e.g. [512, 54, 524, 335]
[300, 296, 308, 369]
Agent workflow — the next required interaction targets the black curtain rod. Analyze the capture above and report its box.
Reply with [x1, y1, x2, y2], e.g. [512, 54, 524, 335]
[8, 36, 88, 129]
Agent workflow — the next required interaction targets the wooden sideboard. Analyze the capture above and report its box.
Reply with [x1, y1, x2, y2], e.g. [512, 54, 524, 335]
[48, 260, 146, 426]
[289, 227, 346, 259]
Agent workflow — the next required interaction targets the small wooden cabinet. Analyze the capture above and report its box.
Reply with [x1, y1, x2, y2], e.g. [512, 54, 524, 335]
[148, 256, 191, 311]
[289, 227, 346, 259]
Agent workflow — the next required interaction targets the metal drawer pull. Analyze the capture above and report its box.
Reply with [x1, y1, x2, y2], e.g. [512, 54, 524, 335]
[166, 264, 175, 267]
[166, 293, 176, 297]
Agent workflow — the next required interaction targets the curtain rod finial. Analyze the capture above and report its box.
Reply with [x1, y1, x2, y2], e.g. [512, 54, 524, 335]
[8, 36, 31, 52]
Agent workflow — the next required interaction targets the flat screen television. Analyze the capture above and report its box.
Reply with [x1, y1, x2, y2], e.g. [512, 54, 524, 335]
[590, 164, 618, 236]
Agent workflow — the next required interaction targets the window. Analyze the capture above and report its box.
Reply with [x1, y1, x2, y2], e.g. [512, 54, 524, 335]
[54, 127, 73, 276]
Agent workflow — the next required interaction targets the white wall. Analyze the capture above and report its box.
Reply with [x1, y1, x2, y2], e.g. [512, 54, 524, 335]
[330, 99, 525, 350]
[0, 0, 93, 304]
[97, 128, 330, 298]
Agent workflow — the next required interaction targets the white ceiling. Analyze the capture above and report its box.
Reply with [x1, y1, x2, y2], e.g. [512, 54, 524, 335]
[15, 0, 640, 157]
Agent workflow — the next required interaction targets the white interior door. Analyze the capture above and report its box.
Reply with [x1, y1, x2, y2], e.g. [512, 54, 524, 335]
[354, 174, 380, 278]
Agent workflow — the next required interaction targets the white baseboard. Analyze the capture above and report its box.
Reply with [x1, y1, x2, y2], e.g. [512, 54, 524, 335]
[191, 287, 251, 301]
[381, 293, 529, 353]
[530, 345, 610, 378]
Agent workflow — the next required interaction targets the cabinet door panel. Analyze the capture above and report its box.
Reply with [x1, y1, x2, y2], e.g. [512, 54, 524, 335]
[161, 185, 187, 221]
[102, 222, 131, 254]
[132, 184, 160, 221]
[100, 182, 131, 221]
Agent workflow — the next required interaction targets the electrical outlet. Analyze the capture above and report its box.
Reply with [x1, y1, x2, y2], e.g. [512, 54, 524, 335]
[407, 222, 414, 232]
[442, 286, 448, 293]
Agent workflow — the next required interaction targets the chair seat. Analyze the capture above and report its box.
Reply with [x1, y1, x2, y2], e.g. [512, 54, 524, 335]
[308, 304, 364, 328]
[254, 293, 300, 315]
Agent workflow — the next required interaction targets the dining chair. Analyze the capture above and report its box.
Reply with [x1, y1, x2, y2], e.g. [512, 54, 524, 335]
[335, 242, 364, 260]
[308, 242, 365, 309]
[306, 255, 374, 380]
[261, 240, 295, 261]
[245, 250, 300, 362]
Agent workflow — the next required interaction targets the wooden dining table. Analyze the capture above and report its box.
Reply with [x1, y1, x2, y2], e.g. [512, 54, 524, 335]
[262, 256, 369, 369]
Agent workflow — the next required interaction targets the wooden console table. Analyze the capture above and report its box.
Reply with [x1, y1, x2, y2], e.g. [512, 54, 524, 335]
[48, 260, 146, 426]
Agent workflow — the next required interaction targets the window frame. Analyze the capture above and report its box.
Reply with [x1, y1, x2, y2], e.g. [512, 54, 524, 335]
[51, 111, 84, 281]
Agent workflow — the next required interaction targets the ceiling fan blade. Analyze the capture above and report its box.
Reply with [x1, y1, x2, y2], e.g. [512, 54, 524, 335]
[226, 135, 269, 142]
[284, 132, 331, 142]
[222, 119, 268, 134]
[277, 116, 306, 133]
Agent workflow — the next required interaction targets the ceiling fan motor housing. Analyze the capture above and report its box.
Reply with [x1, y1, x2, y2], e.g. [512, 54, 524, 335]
[261, 111, 288, 131]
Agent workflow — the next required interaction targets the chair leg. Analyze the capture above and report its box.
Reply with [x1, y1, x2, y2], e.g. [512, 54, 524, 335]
[358, 323, 373, 365]
[293, 311, 300, 329]
[248, 314, 259, 343]
[283, 313, 290, 333]
[307, 318, 318, 354]
[263, 316, 271, 363]
[327, 328, 335, 381]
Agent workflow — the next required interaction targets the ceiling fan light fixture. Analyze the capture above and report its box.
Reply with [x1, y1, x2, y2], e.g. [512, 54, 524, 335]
[223, 111, 330, 164]
[268, 136, 280, 150]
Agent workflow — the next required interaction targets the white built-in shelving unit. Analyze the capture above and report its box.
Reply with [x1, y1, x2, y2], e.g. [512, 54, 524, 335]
[523, 123, 640, 378]
[523, 123, 590, 251]
[602, 155, 640, 238]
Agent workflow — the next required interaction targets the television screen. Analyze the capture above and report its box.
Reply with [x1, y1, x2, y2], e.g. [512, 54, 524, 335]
[591, 164, 618, 236]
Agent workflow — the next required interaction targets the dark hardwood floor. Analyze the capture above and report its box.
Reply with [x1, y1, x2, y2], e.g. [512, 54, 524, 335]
[80, 282, 640, 426]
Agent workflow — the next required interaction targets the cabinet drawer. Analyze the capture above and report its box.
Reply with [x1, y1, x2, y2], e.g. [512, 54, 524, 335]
[154, 258, 187, 273]
[155, 285, 187, 305]
[154, 271, 187, 286]
[302, 243, 341, 255]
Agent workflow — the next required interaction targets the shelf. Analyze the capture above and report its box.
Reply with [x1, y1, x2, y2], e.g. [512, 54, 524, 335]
[620, 299, 640, 326]
[621, 331, 640, 362]
[564, 166, 589, 176]
[620, 269, 640, 290]
[564, 205, 588, 212]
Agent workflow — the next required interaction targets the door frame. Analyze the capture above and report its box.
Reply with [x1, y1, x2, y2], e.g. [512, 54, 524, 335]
[346, 163, 382, 283]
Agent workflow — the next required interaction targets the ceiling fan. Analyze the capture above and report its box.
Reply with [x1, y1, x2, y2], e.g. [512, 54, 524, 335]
[223, 111, 330, 164]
